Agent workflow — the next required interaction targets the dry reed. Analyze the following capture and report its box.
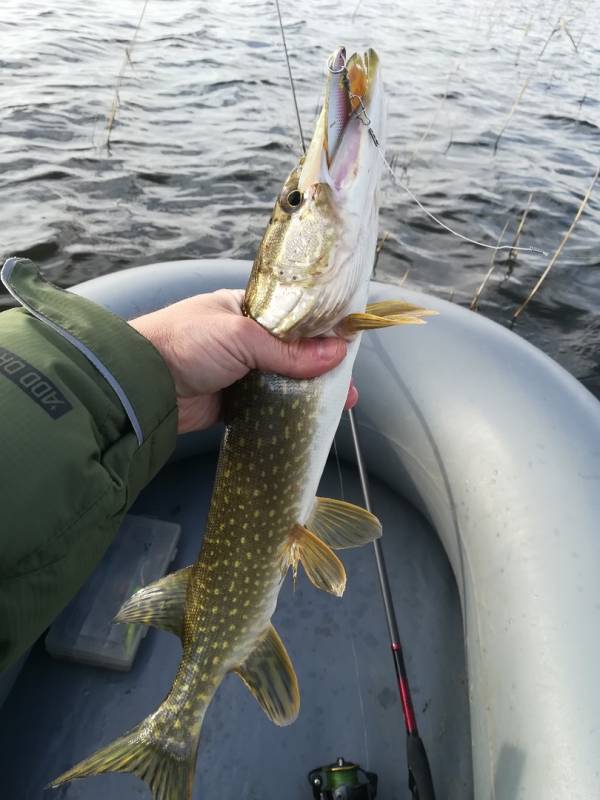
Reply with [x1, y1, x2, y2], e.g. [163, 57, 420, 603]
[513, 166, 599, 321]
[470, 220, 510, 310]
[105, 0, 150, 150]
[494, 17, 578, 152]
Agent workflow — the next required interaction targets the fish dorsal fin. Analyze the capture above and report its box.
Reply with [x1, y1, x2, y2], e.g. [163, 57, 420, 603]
[235, 624, 300, 726]
[114, 565, 192, 638]
[308, 497, 382, 549]
[287, 525, 346, 597]
[338, 300, 437, 335]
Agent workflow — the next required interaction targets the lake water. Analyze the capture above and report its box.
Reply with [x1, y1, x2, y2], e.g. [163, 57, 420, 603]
[1, 0, 599, 391]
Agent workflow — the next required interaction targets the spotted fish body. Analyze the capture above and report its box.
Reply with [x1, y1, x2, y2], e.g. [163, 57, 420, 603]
[52, 48, 434, 799]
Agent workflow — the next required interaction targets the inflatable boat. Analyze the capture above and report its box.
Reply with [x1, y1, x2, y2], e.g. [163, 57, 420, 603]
[0, 259, 599, 799]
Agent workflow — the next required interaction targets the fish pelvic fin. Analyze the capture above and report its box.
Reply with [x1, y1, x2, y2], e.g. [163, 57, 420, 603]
[235, 624, 300, 726]
[287, 524, 346, 597]
[337, 300, 437, 335]
[50, 716, 198, 800]
[308, 497, 382, 549]
[114, 565, 192, 637]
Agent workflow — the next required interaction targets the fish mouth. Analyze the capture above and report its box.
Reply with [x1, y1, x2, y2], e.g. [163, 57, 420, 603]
[244, 47, 385, 340]
[298, 47, 382, 195]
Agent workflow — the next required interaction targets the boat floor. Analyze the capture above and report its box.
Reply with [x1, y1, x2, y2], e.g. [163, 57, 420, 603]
[0, 452, 472, 799]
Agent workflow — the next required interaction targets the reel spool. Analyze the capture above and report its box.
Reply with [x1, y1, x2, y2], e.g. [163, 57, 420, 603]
[308, 757, 378, 799]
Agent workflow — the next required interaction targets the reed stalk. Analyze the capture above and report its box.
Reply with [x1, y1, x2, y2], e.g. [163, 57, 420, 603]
[470, 220, 510, 310]
[513, 166, 599, 320]
[105, 0, 150, 150]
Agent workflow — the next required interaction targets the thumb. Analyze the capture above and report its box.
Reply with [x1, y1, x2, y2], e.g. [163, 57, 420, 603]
[243, 321, 348, 379]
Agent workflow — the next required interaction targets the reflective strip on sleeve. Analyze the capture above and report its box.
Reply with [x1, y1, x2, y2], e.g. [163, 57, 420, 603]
[1, 257, 144, 445]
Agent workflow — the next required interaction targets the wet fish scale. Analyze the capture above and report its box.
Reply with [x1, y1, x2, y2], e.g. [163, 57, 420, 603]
[150, 372, 319, 751]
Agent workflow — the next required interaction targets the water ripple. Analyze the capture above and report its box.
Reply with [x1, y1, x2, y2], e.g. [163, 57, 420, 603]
[0, 0, 599, 384]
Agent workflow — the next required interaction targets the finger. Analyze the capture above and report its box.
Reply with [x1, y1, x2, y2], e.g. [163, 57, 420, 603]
[208, 288, 245, 314]
[241, 321, 348, 379]
[344, 381, 358, 410]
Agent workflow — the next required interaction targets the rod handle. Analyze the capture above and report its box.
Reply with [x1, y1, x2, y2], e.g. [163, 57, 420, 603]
[407, 732, 436, 800]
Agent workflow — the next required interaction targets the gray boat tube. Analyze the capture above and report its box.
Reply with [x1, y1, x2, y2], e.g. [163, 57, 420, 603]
[74, 259, 600, 800]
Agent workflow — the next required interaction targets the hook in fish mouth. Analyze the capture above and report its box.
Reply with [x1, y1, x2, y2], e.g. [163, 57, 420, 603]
[298, 47, 381, 194]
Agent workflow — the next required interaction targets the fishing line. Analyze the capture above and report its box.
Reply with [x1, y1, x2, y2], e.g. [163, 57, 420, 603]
[389, 155, 546, 255]
[329, 52, 544, 258]
[274, 0, 306, 155]
[359, 115, 548, 258]
[332, 436, 346, 501]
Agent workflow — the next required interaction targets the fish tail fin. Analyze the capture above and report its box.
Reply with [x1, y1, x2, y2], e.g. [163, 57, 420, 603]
[50, 714, 199, 800]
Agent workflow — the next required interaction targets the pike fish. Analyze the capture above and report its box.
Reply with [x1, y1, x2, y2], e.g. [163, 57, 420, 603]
[52, 47, 433, 799]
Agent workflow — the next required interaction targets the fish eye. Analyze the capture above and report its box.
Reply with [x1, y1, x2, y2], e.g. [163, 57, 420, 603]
[280, 187, 304, 213]
[287, 189, 302, 208]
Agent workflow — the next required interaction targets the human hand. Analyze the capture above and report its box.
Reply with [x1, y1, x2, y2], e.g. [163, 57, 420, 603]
[130, 289, 358, 434]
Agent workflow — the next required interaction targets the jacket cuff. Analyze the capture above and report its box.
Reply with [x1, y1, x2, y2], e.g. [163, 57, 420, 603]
[1, 257, 176, 447]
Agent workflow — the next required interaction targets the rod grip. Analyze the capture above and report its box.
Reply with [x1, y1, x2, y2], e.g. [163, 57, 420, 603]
[407, 732, 436, 800]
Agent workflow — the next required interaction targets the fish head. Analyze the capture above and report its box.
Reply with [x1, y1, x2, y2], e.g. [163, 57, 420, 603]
[245, 47, 386, 339]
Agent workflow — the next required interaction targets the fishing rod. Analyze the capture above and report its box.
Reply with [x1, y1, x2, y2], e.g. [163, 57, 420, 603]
[348, 408, 436, 800]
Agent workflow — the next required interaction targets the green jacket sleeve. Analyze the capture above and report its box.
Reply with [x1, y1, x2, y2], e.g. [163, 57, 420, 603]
[0, 258, 178, 671]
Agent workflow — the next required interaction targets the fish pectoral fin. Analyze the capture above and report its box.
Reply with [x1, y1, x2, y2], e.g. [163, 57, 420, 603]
[308, 497, 382, 549]
[338, 300, 437, 334]
[235, 624, 300, 726]
[366, 300, 438, 318]
[114, 564, 192, 638]
[288, 524, 346, 597]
